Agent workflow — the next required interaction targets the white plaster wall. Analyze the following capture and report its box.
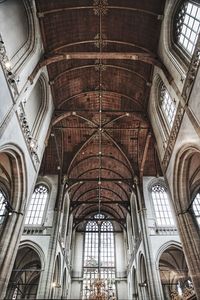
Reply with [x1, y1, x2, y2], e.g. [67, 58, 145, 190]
[0, 65, 13, 127]
[0, 0, 29, 61]
[71, 232, 84, 299]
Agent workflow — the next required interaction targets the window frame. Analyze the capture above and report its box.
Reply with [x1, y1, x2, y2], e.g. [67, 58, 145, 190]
[172, 0, 200, 65]
[82, 214, 116, 300]
[159, 83, 176, 131]
[24, 183, 49, 227]
[190, 188, 200, 228]
[149, 180, 175, 228]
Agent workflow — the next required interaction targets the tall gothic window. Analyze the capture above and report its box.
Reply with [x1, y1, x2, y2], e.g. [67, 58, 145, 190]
[160, 84, 176, 129]
[151, 184, 175, 226]
[175, 1, 200, 56]
[82, 214, 116, 299]
[192, 192, 200, 226]
[25, 184, 48, 225]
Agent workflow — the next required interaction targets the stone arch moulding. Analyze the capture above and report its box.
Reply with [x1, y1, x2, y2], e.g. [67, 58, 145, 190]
[26, 72, 50, 141]
[18, 240, 45, 270]
[0, 143, 27, 213]
[155, 241, 183, 269]
[173, 144, 200, 212]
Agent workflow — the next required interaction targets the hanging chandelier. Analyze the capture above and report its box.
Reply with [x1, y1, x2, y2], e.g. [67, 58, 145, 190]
[88, 276, 116, 300]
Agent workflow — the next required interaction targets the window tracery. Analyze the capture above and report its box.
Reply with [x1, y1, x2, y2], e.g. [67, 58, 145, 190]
[151, 184, 175, 226]
[82, 215, 116, 299]
[174, 1, 200, 56]
[25, 184, 48, 225]
[160, 84, 176, 129]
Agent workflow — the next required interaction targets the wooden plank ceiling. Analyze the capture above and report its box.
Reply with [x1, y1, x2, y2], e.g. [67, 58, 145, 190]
[36, 0, 165, 225]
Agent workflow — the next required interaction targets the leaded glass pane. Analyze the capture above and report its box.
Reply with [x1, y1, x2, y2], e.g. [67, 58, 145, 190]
[175, 1, 200, 55]
[192, 192, 200, 226]
[25, 185, 48, 225]
[160, 84, 176, 128]
[82, 215, 116, 299]
[152, 184, 175, 226]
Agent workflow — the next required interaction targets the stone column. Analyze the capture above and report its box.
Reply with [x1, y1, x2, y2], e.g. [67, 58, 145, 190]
[37, 182, 65, 299]
[134, 177, 163, 300]
[0, 213, 24, 299]
[176, 211, 200, 299]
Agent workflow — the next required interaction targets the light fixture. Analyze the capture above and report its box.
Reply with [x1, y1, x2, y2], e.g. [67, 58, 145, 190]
[52, 282, 61, 288]
[139, 280, 147, 287]
[5, 61, 11, 69]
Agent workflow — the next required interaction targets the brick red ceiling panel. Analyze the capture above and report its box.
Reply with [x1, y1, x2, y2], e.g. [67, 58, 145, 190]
[37, 0, 164, 223]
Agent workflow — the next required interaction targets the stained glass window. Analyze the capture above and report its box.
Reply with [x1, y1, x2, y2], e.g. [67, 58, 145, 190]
[151, 184, 175, 226]
[25, 185, 48, 225]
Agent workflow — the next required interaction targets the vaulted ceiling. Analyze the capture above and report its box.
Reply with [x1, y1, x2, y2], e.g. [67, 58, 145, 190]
[36, 0, 165, 225]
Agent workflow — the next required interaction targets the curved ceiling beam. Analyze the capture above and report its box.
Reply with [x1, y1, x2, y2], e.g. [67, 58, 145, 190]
[103, 131, 134, 176]
[29, 50, 161, 82]
[74, 204, 123, 222]
[49, 40, 153, 54]
[102, 113, 130, 128]
[51, 64, 148, 83]
[70, 180, 131, 201]
[38, 6, 161, 18]
[74, 187, 124, 202]
[72, 195, 125, 204]
[52, 111, 97, 127]
[57, 90, 144, 110]
[68, 154, 132, 178]
[66, 130, 98, 176]
[71, 200, 129, 213]
[74, 167, 125, 180]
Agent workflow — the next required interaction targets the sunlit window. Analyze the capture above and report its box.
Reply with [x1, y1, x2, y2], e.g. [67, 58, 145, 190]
[151, 184, 175, 226]
[82, 215, 116, 299]
[25, 185, 48, 225]
[175, 1, 200, 55]
[160, 84, 176, 129]
[192, 192, 200, 226]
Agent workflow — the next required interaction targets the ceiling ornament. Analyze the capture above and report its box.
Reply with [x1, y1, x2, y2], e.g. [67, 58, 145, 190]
[93, 0, 108, 16]
[94, 60, 107, 71]
[94, 33, 107, 49]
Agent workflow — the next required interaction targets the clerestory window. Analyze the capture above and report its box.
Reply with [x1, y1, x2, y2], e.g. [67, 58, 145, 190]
[82, 214, 116, 299]
[174, 1, 200, 56]
[160, 84, 176, 129]
[151, 184, 175, 226]
[25, 184, 48, 225]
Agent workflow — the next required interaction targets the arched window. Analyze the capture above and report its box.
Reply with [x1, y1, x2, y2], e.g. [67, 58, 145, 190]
[151, 184, 175, 226]
[191, 192, 200, 226]
[174, 1, 200, 56]
[82, 214, 116, 299]
[25, 185, 48, 226]
[160, 84, 176, 129]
